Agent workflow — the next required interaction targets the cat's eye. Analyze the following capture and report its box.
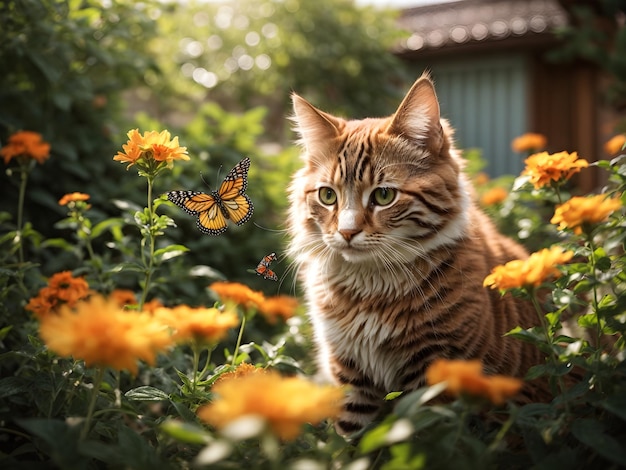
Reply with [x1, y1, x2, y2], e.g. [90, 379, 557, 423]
[318, 187, 337, 205]
[371, 187, 396, 206]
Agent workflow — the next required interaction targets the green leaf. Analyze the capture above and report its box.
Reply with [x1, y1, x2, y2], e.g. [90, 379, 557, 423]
[91, 218, 124, 239]
[595, 256, 612, 272]
[385, 391, 404, 401]
[601, 393, 626, 422]
[154, 244, 189, 262]
[125, 386, 170, 402]
[160, 420, 211, 445]
[571, 419, 626, 465]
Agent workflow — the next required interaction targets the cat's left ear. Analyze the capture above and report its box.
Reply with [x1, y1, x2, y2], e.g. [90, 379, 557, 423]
[387, 74, 445, 152]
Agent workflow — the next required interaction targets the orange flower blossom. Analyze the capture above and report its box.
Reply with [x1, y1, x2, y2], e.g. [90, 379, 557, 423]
[426, 359, 522, 405]
[26, 271, 91, 319]
[215, 362, 266, 384]
[153, 304, 239, 344]
[604, 134, 626, 155]
[39, 295, 173, 374]
[480, 187, 508, 206]
[209, 281, 265, 310]
[551, 194, 622, 235]
[197, 370, 344, 440]
[522, 151, 588, 189]
[1, 131, 50, 165]
[58, 192, 90, 206]
[258, 295, 299, 323]
[110, 289, 138, 308]
[113, 129, 189, 170]
[511, 133, 547, 153]
[483, 246, 574, 290]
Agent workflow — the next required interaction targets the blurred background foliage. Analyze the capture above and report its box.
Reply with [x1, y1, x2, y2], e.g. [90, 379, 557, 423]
[0, 0, 410, 298]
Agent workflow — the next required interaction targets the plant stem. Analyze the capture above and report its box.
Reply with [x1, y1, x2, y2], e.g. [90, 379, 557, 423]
[231, 312, 247, 367]
[80, 367, 105, 440]
[586, 233, 603, 348]
[139, 175, 156, 311]
[16, 162, 29, 266]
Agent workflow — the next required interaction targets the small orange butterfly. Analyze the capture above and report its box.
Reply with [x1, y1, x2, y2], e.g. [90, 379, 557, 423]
[167, 157, 253, 235]
[255, 252, 278, 281]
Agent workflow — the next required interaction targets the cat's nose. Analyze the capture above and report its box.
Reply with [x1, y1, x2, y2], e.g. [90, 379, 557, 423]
[339, 229, 361, 242]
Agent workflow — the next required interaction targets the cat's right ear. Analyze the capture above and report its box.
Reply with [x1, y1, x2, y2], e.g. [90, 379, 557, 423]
[291, 94, 343, 158]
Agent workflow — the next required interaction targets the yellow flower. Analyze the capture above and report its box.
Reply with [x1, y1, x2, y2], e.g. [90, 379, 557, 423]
[480, 187, 508, 206]
[522, 151, 588, 189]
[511, 133, 547, 153]
[39, 295, 173, 374]
[197, 371, 344, 440]
[1, 131, 50, 165]
[153, 304, 239, 344]
[551, 194, 622, 235]
[483, 246, 574, 290]
[257, 295, 299, 323]
[209, 281, 265, 310]
[426, 359, 522, 405]
[58, 192, 90, 206]
[113, 129, 189, 170]
[604, 134, 626, 155]
[26, 271, 91, 319]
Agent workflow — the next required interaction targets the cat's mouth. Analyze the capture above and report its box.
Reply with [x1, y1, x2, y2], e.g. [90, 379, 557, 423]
[338, 245, 372, 263]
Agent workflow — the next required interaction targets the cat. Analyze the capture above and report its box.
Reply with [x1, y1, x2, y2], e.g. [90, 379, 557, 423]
[287, 73, 546, 436]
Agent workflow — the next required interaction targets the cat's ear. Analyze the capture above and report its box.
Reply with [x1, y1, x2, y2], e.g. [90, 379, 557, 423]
[291, 94, 344, 157]
[387, 74, 445, 152]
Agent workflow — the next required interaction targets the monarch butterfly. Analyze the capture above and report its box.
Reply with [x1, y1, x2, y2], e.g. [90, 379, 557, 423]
[167, 157, 253, 235]
[255, 252, 278, 281]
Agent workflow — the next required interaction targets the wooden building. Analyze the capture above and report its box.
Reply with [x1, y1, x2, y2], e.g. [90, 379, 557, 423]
[394, 0, 620, 191]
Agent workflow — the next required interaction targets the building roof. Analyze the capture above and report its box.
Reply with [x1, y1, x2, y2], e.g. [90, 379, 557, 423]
[396, 0, 568, 57]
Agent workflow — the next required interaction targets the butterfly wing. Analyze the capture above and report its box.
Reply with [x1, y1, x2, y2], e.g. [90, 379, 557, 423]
[217, 157, 254, 225]
[167, 190, 228, 235]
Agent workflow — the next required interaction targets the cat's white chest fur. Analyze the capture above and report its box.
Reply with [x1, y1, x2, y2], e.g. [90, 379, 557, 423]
[305, 257, 407, 391]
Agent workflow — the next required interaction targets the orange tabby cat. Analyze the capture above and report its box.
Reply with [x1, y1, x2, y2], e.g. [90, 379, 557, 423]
[287, 73, 546, 435]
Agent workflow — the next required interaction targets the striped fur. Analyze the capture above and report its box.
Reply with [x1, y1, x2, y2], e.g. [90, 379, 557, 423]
[287, 74, 545, 435]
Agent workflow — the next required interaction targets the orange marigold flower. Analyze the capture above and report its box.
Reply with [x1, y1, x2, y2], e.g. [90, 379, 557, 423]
[474, 172, 490, 186]
[39, 295, 173, 374]
[257, 295, 299, 323]
[153, 304, 239, 344]
[58, 192, 90, 206]
[110, 289, 138, 308]
[215, 362, 266, 384]
[142, 298, 164, 313]
[1, 131, 50, 165]
[522, 151, 588, 189]
[209, 281, 265, 309]
[426, 359, 522, 405]
[480, 187, 508, 206]
[511, 133, 547, 153]
[604, 134, 626, 155]
[26, 271, 91, 319]
[113, 129, 189, 170]
[483, 246, 574, 290]
[551, 194, 622, 235]
[197, 371, 344, 440]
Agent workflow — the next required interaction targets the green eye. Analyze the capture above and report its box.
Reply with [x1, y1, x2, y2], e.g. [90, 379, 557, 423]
[372, 187, 396, 206]
[318, 187, 337, 205]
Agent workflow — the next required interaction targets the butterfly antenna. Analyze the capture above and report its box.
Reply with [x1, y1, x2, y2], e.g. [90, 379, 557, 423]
[252, 222, 286, 233]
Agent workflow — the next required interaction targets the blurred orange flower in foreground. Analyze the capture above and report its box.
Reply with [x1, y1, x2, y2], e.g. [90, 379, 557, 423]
[39, 295, 173, 374]
[551, 194, 622, 235]
[153, 304, 239, 344]
[26, 271, 91, 319]
[483, 246, 573, 290]
[258, 295, 299, 323]
[426, 359, 522, 405]
[522, 151, 588, 189]
[197, 370, 343, 440]
[511, 133, 546, 153]
[1, 131, 50, 165]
